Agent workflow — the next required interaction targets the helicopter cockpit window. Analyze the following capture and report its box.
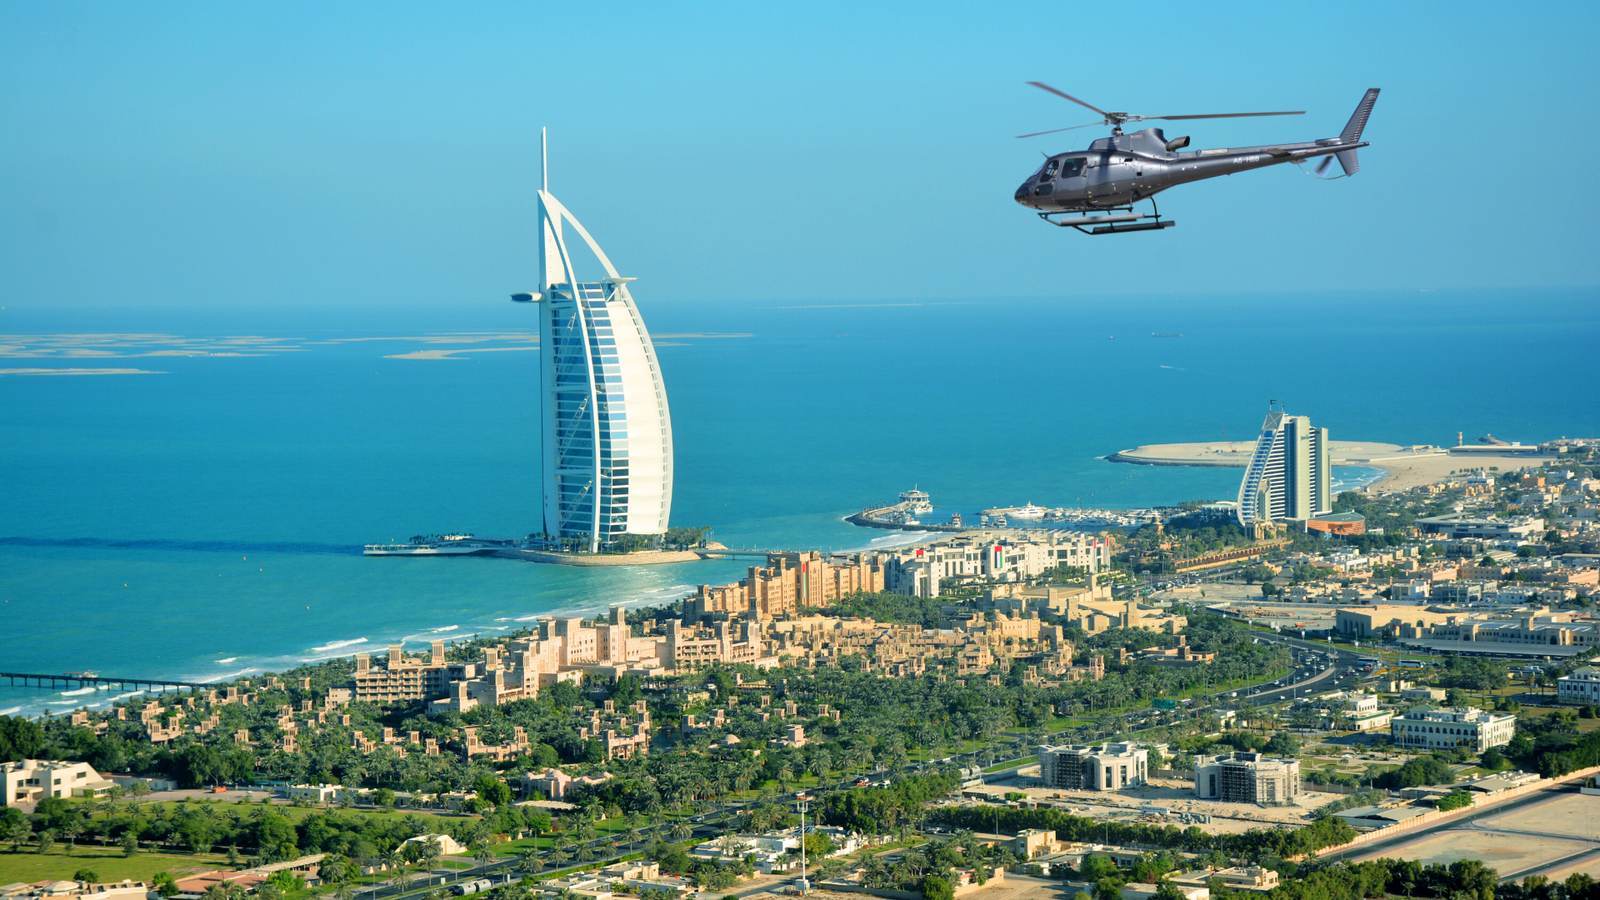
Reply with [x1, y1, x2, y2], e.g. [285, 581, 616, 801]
[1040, 159, 1059, 181]
[1059, 158, 1086, 178]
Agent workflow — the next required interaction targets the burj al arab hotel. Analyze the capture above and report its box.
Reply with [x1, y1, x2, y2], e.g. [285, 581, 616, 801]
[512, 131, 673, 553]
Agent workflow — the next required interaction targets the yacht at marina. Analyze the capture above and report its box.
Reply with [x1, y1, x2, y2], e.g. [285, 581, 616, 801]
[1009, 503, 1048, 520]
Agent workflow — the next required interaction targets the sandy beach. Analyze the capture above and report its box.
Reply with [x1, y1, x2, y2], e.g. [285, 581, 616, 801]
[1110, 440, 1551, 493]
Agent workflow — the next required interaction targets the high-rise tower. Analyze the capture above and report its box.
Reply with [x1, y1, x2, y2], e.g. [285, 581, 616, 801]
[512, 130, 673, 553]
[1236, 405, 1330, 529]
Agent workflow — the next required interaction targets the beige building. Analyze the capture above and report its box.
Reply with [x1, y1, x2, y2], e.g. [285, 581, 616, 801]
[1193, 752, 1300, 806]
[1038, 743, 1149, 791]
[353, 641, 446, 703]
[1391, 706, 1515, 752]
[1012, 829, 1068, 859]
[428, 607, 662, 715]
[577, 699, 652, 760]
[884, 532, 1112, 598]
[1558, 666, 1600, 704]
[0, 881, 151, 900]
[1172, 867, 1280, 893]
[664, 619, 771, 670]
[2, 760, 113, 807]
[687, 552, 885, 621]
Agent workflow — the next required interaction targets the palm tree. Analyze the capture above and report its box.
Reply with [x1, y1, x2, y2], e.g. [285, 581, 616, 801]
[669, 821, 692, 843]
[473, 845, 496, 869]
[4, 818, 32, 853]
[517, 850, 544, 876]
[576, 845, 595, 863]
[420, 837, 444, 873]
[61, 822, 82, 855]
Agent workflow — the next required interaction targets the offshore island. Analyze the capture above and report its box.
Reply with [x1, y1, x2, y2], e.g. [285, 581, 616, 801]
[1111, 433, 1557, 492]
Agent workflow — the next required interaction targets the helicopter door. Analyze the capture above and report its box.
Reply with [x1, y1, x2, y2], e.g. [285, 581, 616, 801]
[1056, 157, 1088, 199]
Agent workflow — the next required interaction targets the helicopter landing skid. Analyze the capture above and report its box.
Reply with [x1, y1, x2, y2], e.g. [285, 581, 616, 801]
[1041, 200, 1173, 235]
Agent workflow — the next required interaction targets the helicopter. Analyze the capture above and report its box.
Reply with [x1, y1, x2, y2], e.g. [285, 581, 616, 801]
[1014, 84, 1379, 234]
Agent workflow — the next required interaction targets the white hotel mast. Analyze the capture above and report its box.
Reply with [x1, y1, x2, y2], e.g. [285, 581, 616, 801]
[512, 129, 673, 552]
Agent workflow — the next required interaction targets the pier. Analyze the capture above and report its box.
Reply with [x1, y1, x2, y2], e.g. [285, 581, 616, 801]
[691, 548, 865, 559]
[0, 671, 209, 692]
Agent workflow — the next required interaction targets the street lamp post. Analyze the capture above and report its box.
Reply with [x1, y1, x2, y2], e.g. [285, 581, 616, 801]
[795, 793, 812, 894]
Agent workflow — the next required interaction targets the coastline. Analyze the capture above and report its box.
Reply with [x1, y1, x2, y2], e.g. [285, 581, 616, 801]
[1108, 440, 1551, 494]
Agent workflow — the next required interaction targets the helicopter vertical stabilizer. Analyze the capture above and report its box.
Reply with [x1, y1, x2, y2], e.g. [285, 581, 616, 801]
[1335, 88, 1380, 175]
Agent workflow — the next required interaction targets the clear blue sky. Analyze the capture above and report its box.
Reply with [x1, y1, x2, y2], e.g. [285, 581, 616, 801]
[2, 1, 1595, 307]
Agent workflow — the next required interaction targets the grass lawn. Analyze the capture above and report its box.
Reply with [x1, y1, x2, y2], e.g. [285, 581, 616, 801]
[1511, 706, 1600, 733]
[0, 847, 227, 885]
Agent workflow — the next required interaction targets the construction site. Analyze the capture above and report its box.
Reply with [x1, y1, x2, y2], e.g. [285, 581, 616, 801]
[963, 771, 1342, 835]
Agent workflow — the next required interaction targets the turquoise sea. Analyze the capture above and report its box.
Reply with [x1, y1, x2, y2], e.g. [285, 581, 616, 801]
[2, 289, 1596, 716]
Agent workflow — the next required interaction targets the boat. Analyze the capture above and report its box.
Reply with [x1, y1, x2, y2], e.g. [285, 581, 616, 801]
[363, 534, 507, 556]
[898, 487, 934, 514]
[1009, 503, 1048, 520]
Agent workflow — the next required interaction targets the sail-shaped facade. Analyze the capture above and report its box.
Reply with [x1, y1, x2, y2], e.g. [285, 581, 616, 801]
[512, 135, 673, 552]
[1236, 409, 1330, 529]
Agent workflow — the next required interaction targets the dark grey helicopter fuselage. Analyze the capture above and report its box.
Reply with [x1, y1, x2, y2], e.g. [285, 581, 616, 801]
[1014, 127, 1367, 212]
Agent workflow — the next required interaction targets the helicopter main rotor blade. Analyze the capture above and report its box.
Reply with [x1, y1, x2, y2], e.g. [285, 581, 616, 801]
[1148, 111, 1305, 121]
[1015, 121, 1103, 139]
[1025, 82, 1108, 117]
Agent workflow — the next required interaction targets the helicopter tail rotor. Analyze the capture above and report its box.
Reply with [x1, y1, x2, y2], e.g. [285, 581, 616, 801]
[1334, 88, 1380, 175]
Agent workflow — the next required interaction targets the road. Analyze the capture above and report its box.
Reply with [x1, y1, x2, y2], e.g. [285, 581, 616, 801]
[1233, 636, 1368, 705]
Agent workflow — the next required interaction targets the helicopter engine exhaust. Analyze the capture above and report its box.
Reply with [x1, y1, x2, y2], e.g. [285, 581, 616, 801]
[1164, 135, 1191, 151]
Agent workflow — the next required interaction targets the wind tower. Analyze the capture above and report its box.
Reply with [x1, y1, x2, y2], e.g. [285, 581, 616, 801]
[512, 129, 674, 553]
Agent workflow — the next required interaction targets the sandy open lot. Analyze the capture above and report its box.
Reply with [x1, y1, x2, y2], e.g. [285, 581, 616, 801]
[1354, 829, 1592, 877]
[1479, 793, 1600, 841]
[1539, 852, 1600, 882]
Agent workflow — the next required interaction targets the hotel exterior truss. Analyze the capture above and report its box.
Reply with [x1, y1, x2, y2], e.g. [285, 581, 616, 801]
[513, 131, 673, 552]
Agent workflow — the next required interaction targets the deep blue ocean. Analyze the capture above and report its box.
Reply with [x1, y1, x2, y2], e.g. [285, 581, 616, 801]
[3, 289, 1596, 716]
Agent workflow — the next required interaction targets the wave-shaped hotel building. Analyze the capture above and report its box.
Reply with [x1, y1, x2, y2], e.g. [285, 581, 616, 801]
[512, 132, 673, 552]
[1235, 405, 1331, 530]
